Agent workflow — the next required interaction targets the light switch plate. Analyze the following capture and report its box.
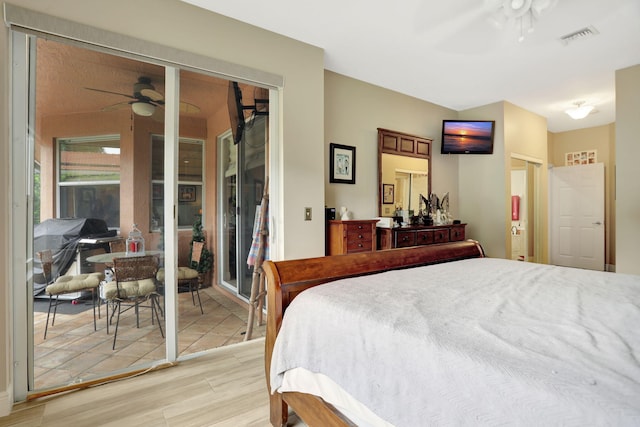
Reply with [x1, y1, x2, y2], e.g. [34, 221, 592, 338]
[304, 207, 312, 221]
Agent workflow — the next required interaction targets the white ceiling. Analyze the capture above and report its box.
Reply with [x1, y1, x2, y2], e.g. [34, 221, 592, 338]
[180, 0, 640, 133]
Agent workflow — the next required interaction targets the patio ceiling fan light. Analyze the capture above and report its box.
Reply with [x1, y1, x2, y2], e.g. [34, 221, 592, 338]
[131, 101, 155, 116]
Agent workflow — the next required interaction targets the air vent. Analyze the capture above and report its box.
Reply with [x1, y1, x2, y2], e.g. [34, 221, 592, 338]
[560, 26, 599, 46]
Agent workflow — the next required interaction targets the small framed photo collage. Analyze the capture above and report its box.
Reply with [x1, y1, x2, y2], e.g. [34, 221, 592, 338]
[565, 149, 597, 166]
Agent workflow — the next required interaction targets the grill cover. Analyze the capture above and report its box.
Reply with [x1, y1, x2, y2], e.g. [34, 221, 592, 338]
[33, 218, 116, 295]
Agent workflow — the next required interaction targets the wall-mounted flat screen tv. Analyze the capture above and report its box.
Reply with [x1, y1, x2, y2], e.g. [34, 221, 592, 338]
[441, 120, 495, 154]
[228, 81, 245, 145]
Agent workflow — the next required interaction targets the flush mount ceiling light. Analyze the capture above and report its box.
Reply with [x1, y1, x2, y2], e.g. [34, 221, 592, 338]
[131, 101, 156, 117]
[491, 0, 559, 42]
[565, 101, 594, 120]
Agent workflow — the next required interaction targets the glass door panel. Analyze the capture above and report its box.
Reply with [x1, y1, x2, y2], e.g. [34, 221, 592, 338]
[218, 111, 267, 300]
[31, 36, 168, 391]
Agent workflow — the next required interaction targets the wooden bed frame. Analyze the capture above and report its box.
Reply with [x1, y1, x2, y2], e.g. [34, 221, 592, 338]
[263, 240, 485, 427]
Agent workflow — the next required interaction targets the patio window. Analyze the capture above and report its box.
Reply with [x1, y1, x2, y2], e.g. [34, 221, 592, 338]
[57, 135, 121, 229]
[151, 136, 204, 230]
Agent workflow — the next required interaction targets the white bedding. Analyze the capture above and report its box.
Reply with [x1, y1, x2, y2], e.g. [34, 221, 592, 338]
[270, 258, 640, 426]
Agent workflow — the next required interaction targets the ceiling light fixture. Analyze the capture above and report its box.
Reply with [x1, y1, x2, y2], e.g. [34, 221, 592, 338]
[565, 101, 594, 120]
[131, 101, 155, 117]
[494, 0, 559, 42]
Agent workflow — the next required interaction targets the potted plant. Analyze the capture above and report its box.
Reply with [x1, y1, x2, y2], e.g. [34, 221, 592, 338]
[189, 213, 213, 286]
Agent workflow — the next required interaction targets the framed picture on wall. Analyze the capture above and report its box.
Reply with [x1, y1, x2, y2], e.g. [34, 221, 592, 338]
[178, 185, 196, 202]
[565, 149, 597, 166]
[329, 143, 356, 184]
[383, 183, 394, 204]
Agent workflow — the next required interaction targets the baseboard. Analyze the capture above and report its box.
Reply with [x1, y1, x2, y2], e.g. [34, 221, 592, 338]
[0, 389, 12, 417]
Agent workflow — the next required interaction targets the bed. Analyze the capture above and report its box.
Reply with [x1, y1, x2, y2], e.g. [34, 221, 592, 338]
[263, 240, 640, 426]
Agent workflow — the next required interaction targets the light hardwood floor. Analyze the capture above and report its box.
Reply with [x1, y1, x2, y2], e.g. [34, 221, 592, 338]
[0, 338, 305, 427]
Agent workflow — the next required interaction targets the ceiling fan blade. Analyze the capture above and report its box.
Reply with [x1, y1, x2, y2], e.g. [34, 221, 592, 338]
[85, 87, 135, 99]
[101, 101, 131, 112]
[140, 88, 164, 102]
[180, 101, 201, 114]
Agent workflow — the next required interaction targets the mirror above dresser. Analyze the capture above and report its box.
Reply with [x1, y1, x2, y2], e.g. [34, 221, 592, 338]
[376, 128, 466, 250]
[377, 128, 432, 217]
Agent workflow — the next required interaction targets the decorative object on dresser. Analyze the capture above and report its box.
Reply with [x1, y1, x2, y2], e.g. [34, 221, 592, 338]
[377, 223, 466, 250]
[327, 219, 378, 255]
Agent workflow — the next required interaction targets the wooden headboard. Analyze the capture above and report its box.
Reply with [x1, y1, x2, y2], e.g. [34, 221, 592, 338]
[263, 240, 485, 426]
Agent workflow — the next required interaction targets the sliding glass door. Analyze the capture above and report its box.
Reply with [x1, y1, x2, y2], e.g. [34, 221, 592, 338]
[218, 115, 267, 300]
[9, 6, 277, 402]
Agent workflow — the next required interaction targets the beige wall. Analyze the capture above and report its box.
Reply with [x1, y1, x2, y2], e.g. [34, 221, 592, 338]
[458, 102, 507, 258]
[616, 64, 640, 274]
[504, 102, 549, 264]
[1, 0, 324, 412]
[458, 102, 549, 260]
[324, 71, 458, 220]
[548, 124, 616, 268]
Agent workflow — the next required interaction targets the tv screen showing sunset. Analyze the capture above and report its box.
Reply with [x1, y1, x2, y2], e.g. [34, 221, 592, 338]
[441, 120, 494, 154]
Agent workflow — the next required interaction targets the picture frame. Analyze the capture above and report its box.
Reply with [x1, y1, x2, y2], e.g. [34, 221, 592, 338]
[565, 149, 597, 166]
[329, 143, 356, 184]
[382, 183, 394, 204]
[178, 185, 196, 202]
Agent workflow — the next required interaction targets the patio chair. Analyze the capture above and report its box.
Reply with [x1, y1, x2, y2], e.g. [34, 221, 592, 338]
[156, 241, 204, 314]
[38, 249, 103, 339]
[109, 239, 126, 253]
[102, 255, 164, 350]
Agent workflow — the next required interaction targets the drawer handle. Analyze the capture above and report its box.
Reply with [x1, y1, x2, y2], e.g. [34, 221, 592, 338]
[358, 234, 363, 239]
[402, 236, 409, 241]
[358, 225, 363, 229]
[358, 243, 363, 247]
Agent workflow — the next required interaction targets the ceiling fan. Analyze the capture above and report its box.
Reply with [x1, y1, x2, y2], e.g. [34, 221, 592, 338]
[85, 76, 200, 119]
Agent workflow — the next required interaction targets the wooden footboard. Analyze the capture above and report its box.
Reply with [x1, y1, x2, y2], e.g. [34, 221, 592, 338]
[263, 240, 485, 427]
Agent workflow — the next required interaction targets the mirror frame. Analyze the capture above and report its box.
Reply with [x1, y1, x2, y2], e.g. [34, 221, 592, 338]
[377, 128, 432, 217]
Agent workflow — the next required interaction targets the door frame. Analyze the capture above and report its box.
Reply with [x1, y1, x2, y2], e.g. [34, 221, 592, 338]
[509, 153, 543, 264]
[7, 6, 283, 402]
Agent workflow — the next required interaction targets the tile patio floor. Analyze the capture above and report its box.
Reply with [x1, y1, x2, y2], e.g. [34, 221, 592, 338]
[32, 286, 265, 391]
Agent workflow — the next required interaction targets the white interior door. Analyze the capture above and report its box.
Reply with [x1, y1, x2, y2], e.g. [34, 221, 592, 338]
[550, 163, 604, 270]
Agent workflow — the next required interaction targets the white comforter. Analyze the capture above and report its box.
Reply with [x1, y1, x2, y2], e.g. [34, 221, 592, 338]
[270, 258, 640, 426]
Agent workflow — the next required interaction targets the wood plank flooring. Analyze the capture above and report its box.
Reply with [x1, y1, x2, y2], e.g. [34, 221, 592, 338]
[0, 338, 305, 427]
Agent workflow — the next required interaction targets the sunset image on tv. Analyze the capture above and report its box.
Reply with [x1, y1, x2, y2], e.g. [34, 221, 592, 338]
[441, 120, 494, 154]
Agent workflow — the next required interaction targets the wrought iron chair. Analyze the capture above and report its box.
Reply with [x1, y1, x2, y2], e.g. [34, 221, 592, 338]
[38, 249, 103, 339]
[101, 255, 164, 350]
[109, 239, 126, 253]
[156, 241, 204, 314]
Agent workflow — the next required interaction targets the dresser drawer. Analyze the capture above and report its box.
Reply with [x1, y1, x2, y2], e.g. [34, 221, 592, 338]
[449, 225, 465, 241]
[345, 222, 371, 234]
[395, 230, 416, 248]
[433, 229, 450, 244]
[328, 220, 378, 255]
[416, 230, 434, 245]
[346, 237, 373, 253]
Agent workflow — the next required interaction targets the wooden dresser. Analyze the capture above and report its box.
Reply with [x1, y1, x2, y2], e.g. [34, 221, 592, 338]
[377, 223, 466, 250]
[327, 219, 379, 255]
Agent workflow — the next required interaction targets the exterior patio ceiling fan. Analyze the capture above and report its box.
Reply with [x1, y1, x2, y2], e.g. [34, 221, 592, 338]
[85, 76, 200, 119]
